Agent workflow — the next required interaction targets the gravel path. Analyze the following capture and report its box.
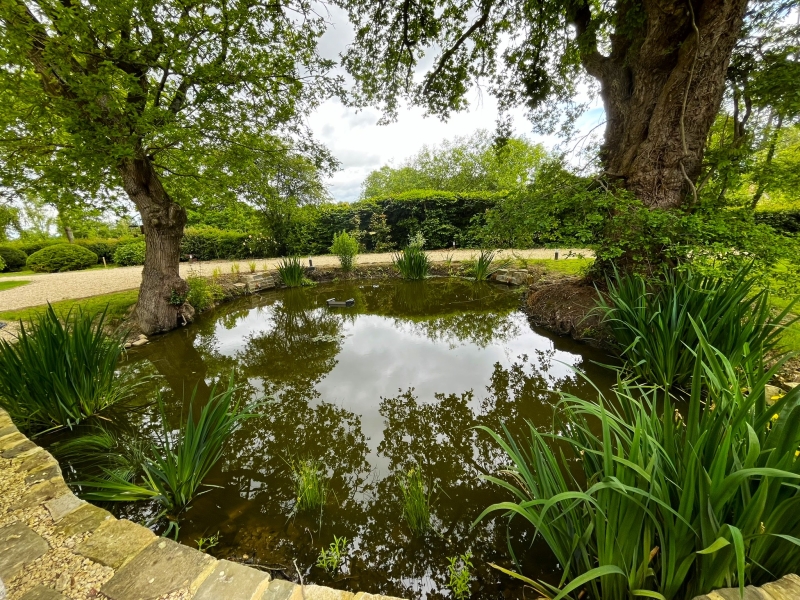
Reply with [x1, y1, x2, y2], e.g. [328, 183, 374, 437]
[0, 248, 591, 312]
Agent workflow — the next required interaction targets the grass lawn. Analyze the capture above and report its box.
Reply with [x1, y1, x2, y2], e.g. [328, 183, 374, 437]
[0, 289, 139, 323]
[0, 270, 35, 278]
[0, 264, 120, 278]
[0, 280, 30, 292]
[527, 257, 594, 276]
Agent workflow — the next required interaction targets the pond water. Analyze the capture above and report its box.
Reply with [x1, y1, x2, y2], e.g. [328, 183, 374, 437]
[113, 279, 616, 599]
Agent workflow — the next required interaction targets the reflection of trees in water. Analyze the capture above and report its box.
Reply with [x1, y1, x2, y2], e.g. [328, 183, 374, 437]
[397, 311, 520, 349]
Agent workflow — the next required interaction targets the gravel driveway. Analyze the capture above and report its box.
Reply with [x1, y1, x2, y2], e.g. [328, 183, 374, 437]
[0, 248, 591, 312]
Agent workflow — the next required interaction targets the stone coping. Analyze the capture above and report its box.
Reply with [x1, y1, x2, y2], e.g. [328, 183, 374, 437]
[2, 407, 799, 600]
[0, 407, 402, 600]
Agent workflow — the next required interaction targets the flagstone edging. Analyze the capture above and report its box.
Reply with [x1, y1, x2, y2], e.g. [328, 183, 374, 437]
[0, 407, 400, 600]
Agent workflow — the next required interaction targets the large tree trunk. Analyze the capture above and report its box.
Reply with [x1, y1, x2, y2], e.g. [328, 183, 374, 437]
[575, 0, 749, 209]
[118, 157, 193, 335]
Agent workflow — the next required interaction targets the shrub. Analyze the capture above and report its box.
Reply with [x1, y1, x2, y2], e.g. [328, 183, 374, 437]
[181, 226, 275, 260]
[26, 244, 98, 273]
[330, 230, 359, 271]
[0, 247, 27, 271]
[277, 256, 306, 287]
[596, 264, 798, 389]
[477, 336, 800, 600]
[186, 275, 223, 312]
[0, 305, 138, 432]
[0, 255, 5, 272]
[113, 240, 147, 266]
[393, 245, 430, 280]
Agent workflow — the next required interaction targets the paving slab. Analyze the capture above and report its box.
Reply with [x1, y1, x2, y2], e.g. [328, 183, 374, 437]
[0, 522, 50, 580]
[44, 493, 84, 522]
[75, 519, 155, 569]
[15, 449, 59, 474]
[304, 585, 356, 600]
[194, 559, 270, 600]
[0, 432, 26, 452]
[11, 479, 71, 510]
[0, 424, 17, 438]
[1, 438, 37, 459]
[19, 586, 70, 600]
[354, 594, 405, 600]
[261, 579, 303, 600]
[25, 464, 61, 487]
[54, 503, 114, 537]
[100, 537, 216, 600]
[761, 574, 800, 600]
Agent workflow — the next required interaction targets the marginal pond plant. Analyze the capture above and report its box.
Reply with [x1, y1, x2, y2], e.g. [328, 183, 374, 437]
[597, 264, 797, 389]
[399, 465, 431, 535]
[75, 376, 258, 531]
[330, 230, 360, 272]
[447, 551, 473, 600]
[393, 245, 431, 280]
[316, 535, 348, 573]
[293, 457, 327, 514]
[0, 304, 137, 433]
[467, 249, 499, 281]
[477, 329, 800, 600]
[277, 256, 306, 287]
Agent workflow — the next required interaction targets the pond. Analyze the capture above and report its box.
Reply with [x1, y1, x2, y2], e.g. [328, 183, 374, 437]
[104, 279, 616, 598]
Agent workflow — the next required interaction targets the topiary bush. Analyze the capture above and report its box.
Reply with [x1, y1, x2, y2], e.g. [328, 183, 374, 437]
[113, 240, 146, 266]
[0, 247, 27, 271]
[26, 244, 98, 273]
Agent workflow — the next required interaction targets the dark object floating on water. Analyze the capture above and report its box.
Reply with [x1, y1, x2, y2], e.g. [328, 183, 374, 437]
[326, 298, 355, 308]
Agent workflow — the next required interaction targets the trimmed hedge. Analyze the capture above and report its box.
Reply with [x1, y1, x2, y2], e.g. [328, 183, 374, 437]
[281, 190, 504, 255]
[26, 244, 98, 273]
[113, 240, 146, 266]
[0, 247, 27, 271]
[180, 227, 276, 260]
[1, 237, 137, 263]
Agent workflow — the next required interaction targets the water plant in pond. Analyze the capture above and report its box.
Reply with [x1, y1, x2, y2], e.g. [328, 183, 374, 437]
[196, 532, 220, 553]
[316, 535, 348, 573]
[393, 245, 430, 280]
[292, 457, 327, 514]
[278, 256, 306, 287]
[330, 230, 360, 272]
[75, 376, 258, 527]
[477, 330, 800, 600]
[470, 249, 498, 281]
[597, 264, 797, 389]
[399, 466, 431, 535]
[0, 304, 138, 433]
[447, 551, 473, 600]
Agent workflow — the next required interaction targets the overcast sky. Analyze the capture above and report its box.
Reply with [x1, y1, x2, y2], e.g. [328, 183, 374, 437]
[308, 7, 604, 203]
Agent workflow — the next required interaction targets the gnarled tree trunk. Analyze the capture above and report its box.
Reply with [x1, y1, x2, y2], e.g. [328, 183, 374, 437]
[118, 156, 193, 335]
[575, 0, 749, 209]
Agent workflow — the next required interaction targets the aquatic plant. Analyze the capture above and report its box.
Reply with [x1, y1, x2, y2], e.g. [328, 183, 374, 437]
[316, 535, 348, 573]
[187, 275, 223, 312]
[476, 330, 800, 600]
[330, 230, 359, 272]
[447, 551, 473, 600]
[0, 305, 137, 432]
[399, 466, 431, 535]
[277, 256, 306, 287]
[596, 263, 796, 389]
[393, 245, 430, 280]
[196, 532, 220, 553]
[293, 457, 327, 514]
[76, 376, 258, 525]
[470, 249, 497, 281]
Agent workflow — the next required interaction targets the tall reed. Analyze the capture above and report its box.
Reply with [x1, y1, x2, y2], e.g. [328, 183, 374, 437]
[471, 249, 498, 281]
[597, 264, 797, 389]
[293, 457, 327, 514]
[76, 376, 258, 523]
[277, 256, 306, 287]
[399, 466, 431, 535]
[477, 329, 800, 600]
[393, 245, 430, 280]
[0, 305, 137, 432]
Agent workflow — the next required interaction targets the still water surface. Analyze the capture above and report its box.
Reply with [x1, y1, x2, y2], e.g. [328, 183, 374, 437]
[120, 279, 615, 599]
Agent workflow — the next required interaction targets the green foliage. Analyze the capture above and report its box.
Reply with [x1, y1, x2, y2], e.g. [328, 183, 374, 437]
[467, 250, 498, 281]
[0, 254, 5, 272]
[0, 280, 28, 292]
[181, 227, 276, 261]
[277, 256, 306, 288]
[186, 275, 224, 313]
[597, 264, 798, 389]
[0, 305, 136, 432]
[293, 458, 327, 514]
[195, 532, 220, 553]
[0, 290, 139, 324]
[399, 466, 431, 535]
[361, 130, 547, 197]
[113, 240, 146, 266]
[316, 536, 348, 573]
[26, 244, 98, 273]
[393, 245, 431, 280]
[476, 339, 800, 600]
[0, 246, 26, 271]
[1, 238, 135, 264]
[330, 230, 360, 271]
[447, 551, 473, 600]
[76, 376, 258, 521]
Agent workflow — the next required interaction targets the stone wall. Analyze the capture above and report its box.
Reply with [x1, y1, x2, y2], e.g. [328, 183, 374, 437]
[0, 407, 401, 600]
